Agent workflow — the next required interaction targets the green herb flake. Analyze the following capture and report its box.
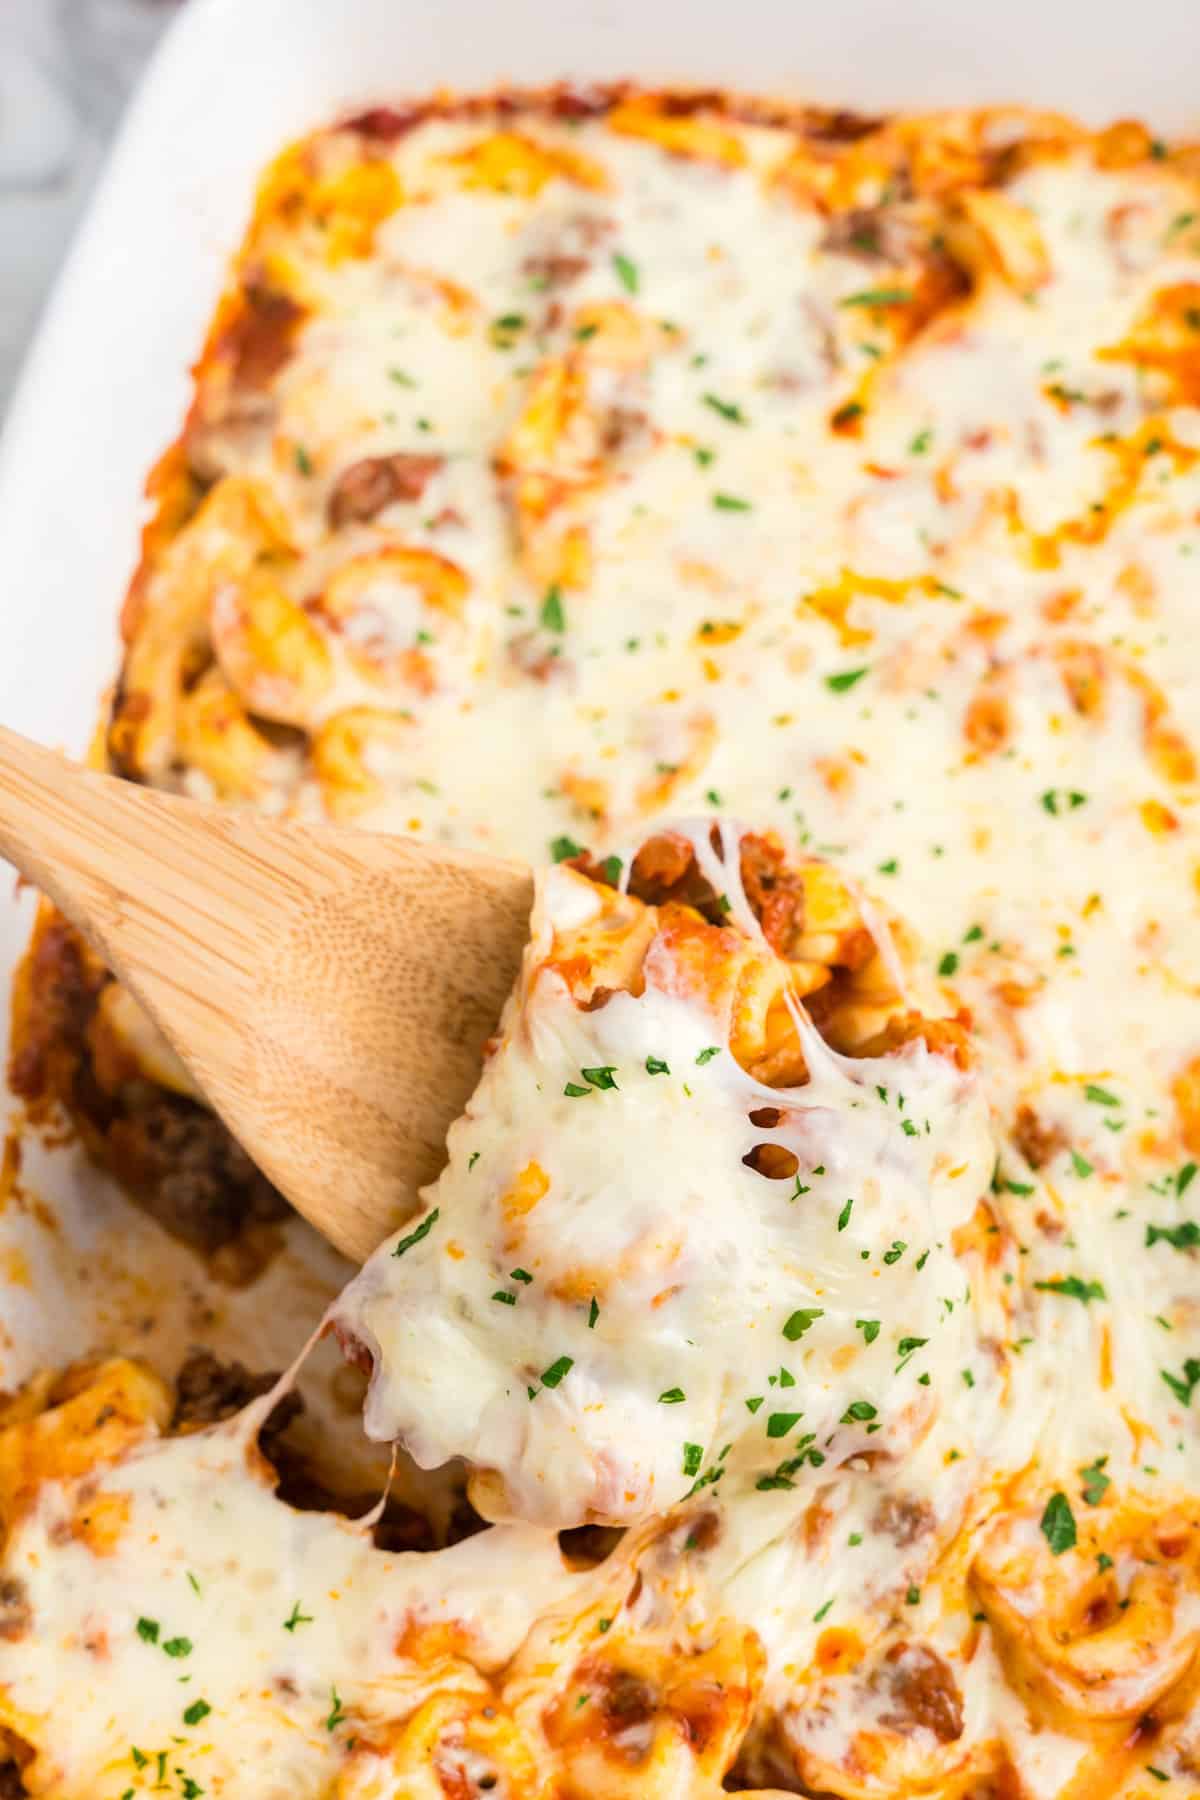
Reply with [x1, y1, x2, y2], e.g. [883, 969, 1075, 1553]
[1079, 1456, 1110, 1507]
[588, 1296, 600, 1329]
[696, 1046, 721, 1065]
[294, 445, 313, 476]
[703, 393, 747, 425]
[658, 1387, 687, 1404]
[856, 1318, 880, 1344]
[511, 1267, 534, 1284]
[1084, 1084, 1119, 1107]
[492, 1289, 517, 1305]
[1040, 1491, 1077, 1556]
[163, 1636, 192, 1659]
[682, 1442, 703, 1477]
[540, 1355, 574, 1389]
[766, 1411, 802, 1438]
[782, 1307, 824, 1341]
[646, 1055, 670, 1075]
[812, 1597, 835, 1623]
[182, 1699, 212, 1728]
[1069, 1150, 1094, 1179]
[601, 855, 623, 885]
[840, 287, 914, 309]
[938, 952, 959, 977]
[1161, 1357, 1200, 1406]
[882, 1241, 907, 1265]
[540, 585, 566, 633]
[283, 1603, 313, 1633]
[1034, 1275, 1106, 1304]
[136, 1618, 160, 1644]
[1147, 1220, 1200, 1250]
[563, 1081, 592, 1097]
[582, 1065, 618, 1091]
[712, 492, 752, 511]
[550, 835, 583, 863]
[613, 251, 639, 294]
[325, 1686, 347, 1732]
[745, 1396, 764, 1413]
[825, 667, 869, 693]
[841, 1400, 878, 1423]
[836, 1197, 853, 1232]
[392, 1207, 439, 1260]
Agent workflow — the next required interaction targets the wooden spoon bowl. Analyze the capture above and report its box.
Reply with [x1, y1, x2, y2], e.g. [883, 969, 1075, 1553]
[0, 725, 533, 1261]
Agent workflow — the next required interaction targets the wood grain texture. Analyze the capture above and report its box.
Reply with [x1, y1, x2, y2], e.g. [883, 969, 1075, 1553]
[0, 724, 533, 1261]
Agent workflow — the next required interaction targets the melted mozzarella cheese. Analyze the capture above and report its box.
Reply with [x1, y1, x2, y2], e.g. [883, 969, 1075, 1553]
[12, 97, 1200, 1797]
[0, 1386, 580, 1798]
[336, 860, 996, 1529]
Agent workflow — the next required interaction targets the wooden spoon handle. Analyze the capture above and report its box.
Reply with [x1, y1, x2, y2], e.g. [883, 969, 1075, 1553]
[0, 724, 534, 1261]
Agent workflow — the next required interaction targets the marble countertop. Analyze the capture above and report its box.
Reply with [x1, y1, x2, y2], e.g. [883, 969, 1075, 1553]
[0, 0, 180, 420]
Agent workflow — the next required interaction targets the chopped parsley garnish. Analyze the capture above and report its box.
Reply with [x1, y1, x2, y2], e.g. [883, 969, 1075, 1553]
[325, 1686, 346, 1732]
[388, 366, 416, 387]
[694, 444, 716, 466]
[896, 1335, 928, 1357]
[563, 1081, 592, 1097]
[1034, 1275, 1106, 1304]
[182, 1699, 211, 1727]
[812, 1597, 834, 1622]
[841, 1400, 878, 1423]
[963, 923, 984, 943]
[1079, 1456, 1110, 1506]
[392, 1207, 439, 1259]
[712, 492, 752, 511]
[1040, 1491, 1077, 1556]
[782, 1307, 823, 1341]
[587, 1296, 599, 1328]
[136, 1618, 159, 1644]
[836, 1197, 853, 1231]
[905, 1585, 921, 1605]
[646, 1055, 670, 1075]
[938, 952, 959, 977]
[540, 1355, 574, 1389]
[659, 1387, 686, 1404]
[294, 445, 313, 476]
[601, 855, 623, 884]
[1179, 1162, 1198, 1197]
[882, 1240, 907, 1265]
[550, 835, 583, 862]
[1161, 1357, 1200, 1406]
[682, 1443, 703, 1477]
[612, 252, 639, 293]
[283, 1603, 313, 1632]
[163, 1636, 192, 1659]
[1084, 1084, 1119, 1107]
[909, 428, 933, 455]
[1147, 1220, 1200, 1250]
[581, 1065, 618, 1090]
[1040, 788, 1088, 816]
[540, 585, 566, 632]
[745, 1396, 764, 1413]
[703, 393, 747, 424]
[492, 1289, 517, 1305]
[1069, 1149, 1094, 1178]
[825, 667, 868, 693]
[467, 1151, 480, 1170]
[511, 1267, 533, 1284]
[840, 286, 914, 308]
[696, 1045, 721, 1064]
[856, 1318, 880, 1344]
[766, 1411, 802, 1438]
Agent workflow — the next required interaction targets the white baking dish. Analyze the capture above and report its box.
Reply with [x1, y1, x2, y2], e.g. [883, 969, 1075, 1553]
[0, 0, 1195, 1395]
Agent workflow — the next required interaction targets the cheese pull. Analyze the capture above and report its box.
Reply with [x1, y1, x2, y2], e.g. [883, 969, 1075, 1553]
[332, 823, 997, 1529]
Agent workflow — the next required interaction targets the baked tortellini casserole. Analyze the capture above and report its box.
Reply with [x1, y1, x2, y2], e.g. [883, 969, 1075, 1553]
[5, 84, 1200, 1800]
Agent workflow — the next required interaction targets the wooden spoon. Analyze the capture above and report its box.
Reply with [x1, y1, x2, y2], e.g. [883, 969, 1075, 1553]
[0, 725, 533, 1262]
